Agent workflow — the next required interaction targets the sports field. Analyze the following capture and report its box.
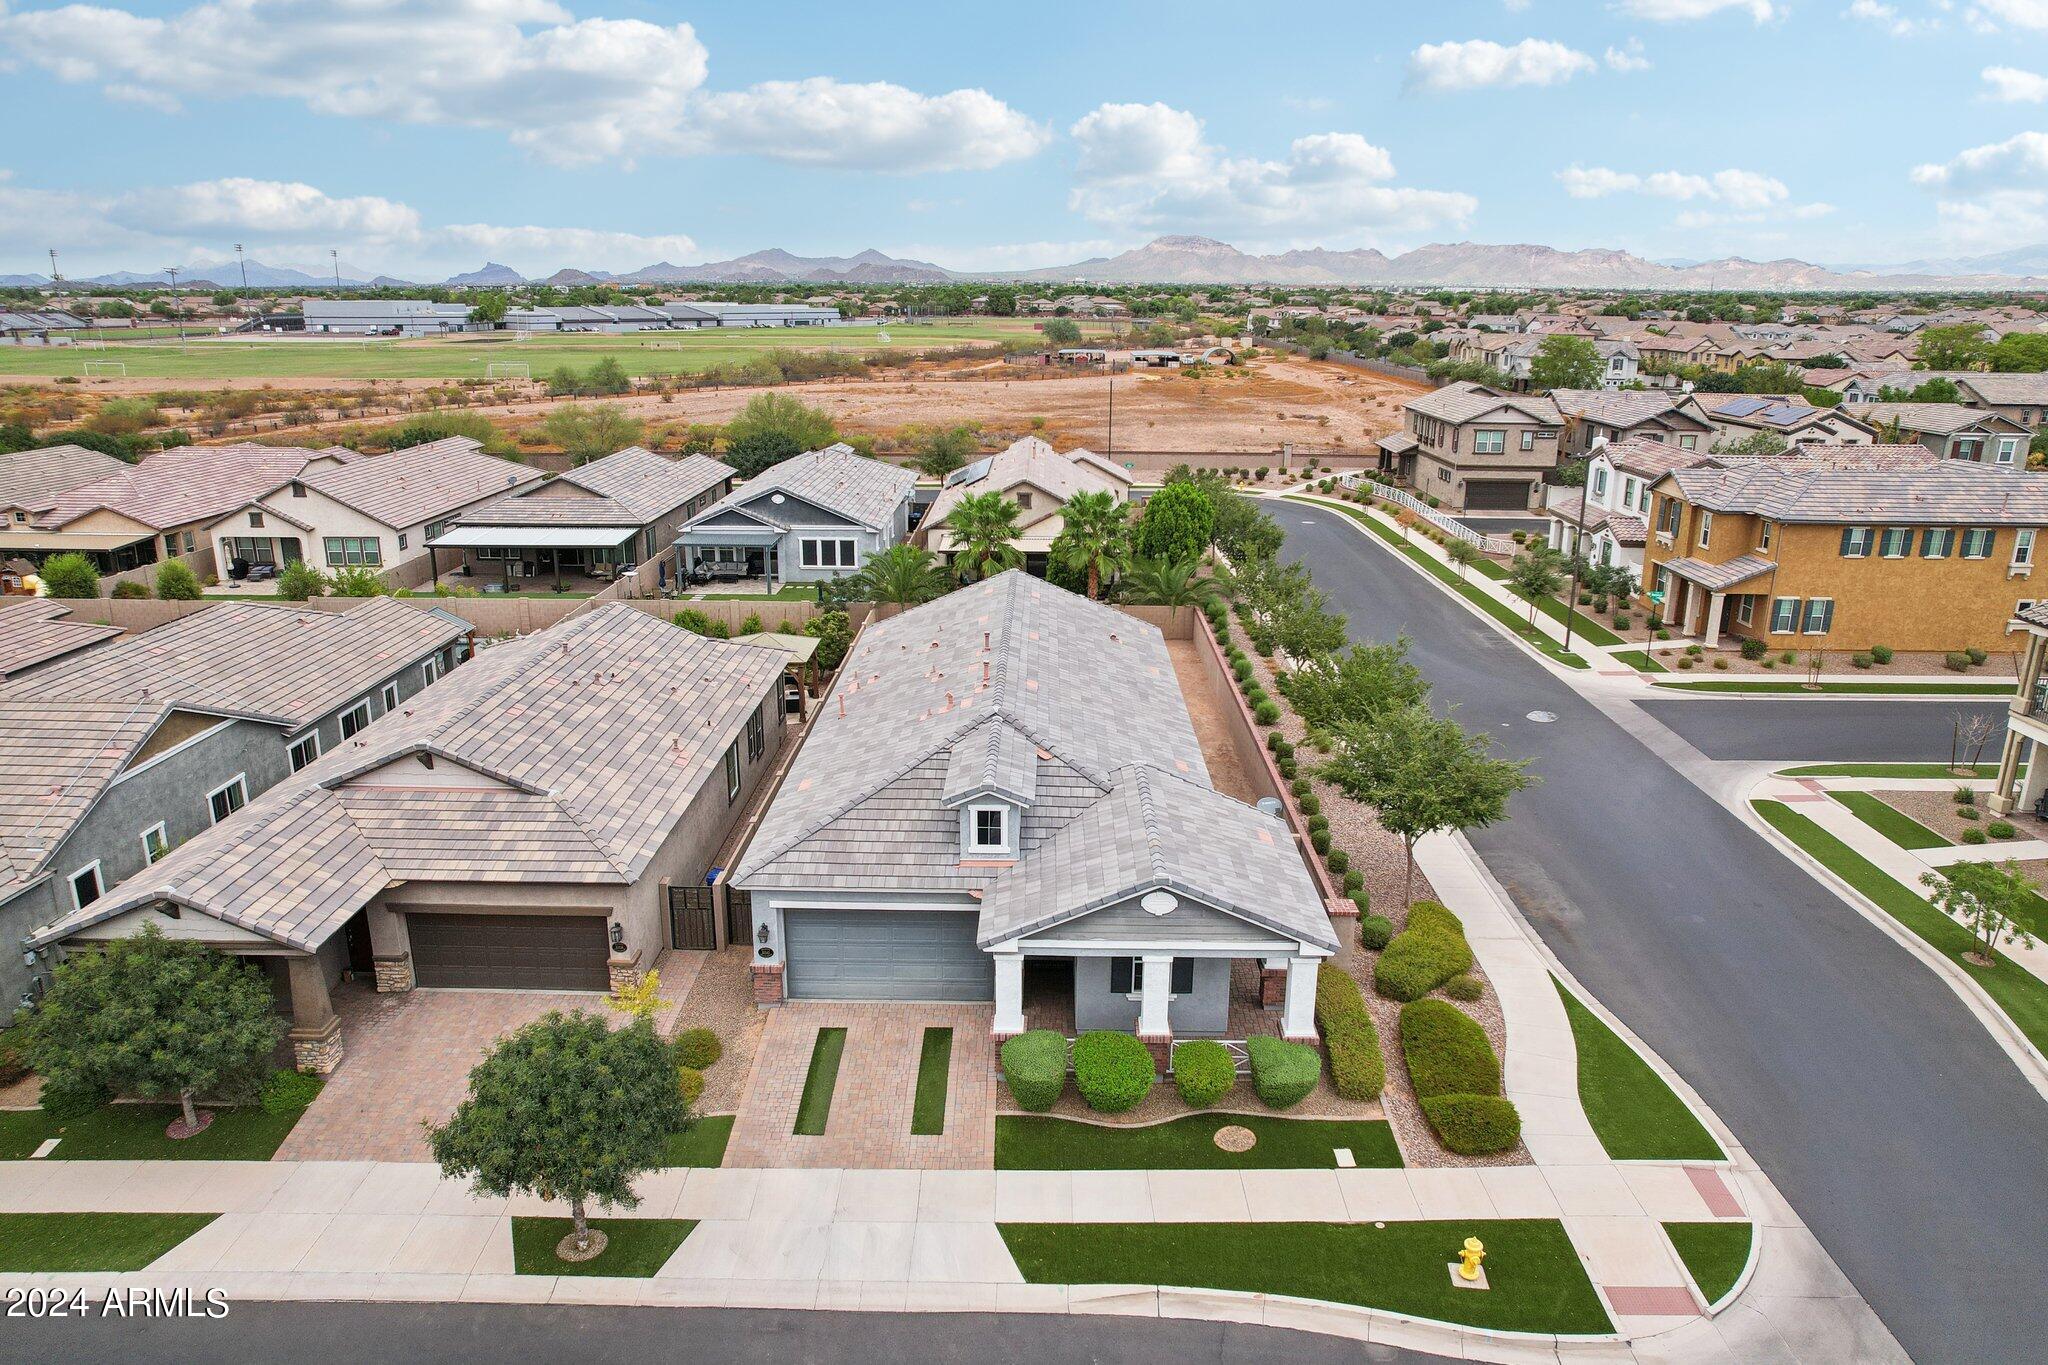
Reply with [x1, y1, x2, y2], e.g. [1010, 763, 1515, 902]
[0, 320, 1054, 382]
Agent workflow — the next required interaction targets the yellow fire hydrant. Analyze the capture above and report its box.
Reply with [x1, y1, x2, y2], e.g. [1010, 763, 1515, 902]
[1457, 1236, 1487, 1282]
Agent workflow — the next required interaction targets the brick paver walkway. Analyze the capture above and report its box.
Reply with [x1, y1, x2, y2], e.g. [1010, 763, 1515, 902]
[724, 1003, 996, 1170]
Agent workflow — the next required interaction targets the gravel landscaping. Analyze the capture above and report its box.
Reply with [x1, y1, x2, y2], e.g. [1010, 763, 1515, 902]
[1878, 788, 2033, 846]
[672, 944, 766, 1116]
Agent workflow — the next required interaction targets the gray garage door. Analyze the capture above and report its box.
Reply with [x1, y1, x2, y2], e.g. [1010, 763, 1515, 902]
[407, 913, 611, 991]
[783, 909, 993, 1001]
[1463, 479, 1533, 511]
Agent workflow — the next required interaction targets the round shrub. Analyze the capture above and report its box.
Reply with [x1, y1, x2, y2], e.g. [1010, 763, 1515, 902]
[1779, 650, 1795, 663]
[674, 1027, 722, 1070]
[1953, 787, 1977, 805]
[1342, 869, 1364, 894]
[1245, 1036, 1319, 1110]
[1291, 776, 1312, 798]
[1677, 657, 1694, 669]
[1310, 827, 1332, 855]
[1399, 999, 1501, 1100]
[1851, 652, 1873, 669]
[1444, 974, 1484, 1003]
[1870, 644, 1894, 665]
[1073, 1030, 1155, 1114]
[1967, 647, 1988, 665]
[110, 580, 151, 600]
[1306, 813, 1330, 835]
[1945, 652, 1971, 672]
[676, 1065, 706, 1109]
[1959, 826, 1988, 845]
[1357, 915, 1394, 950]
[1276, 755, 1297, 780]
[1172, 1040, 1235, 1108]
[1326, 848, 1349, 876]
[1000, 1030, 1069, 1112]
[1420, 1094, 1522, 1156]
[261, 1069, 325, 1114]
[1713, 658, 1728, 670]
[1685, 643, 1703, 656]
[1298, 793, 1321, 818]
[1253, 700, 1281, 726]
[1740, 637, 1768, 661]
[1989, 820, 2017, 840]
[1348, 889, 1371, 915]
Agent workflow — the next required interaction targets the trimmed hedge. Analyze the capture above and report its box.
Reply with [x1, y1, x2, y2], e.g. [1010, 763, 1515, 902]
[1172, 1040, 1236, 1108]
[1445, 974, 1484, 1002]
[1399, 1000, 1501, 1100]
[1073, 1030, 1155, 1113]
[1001, 1030, 1068, 1112]
[1315, 963, 1386, 1101]
[1372, 900, 1474, 1002]
[1357, 915, 1394, 950]
[1245, 1036, 1318, 1109]
[1420, 1094, 1522, 1156]
[674, 1028, 722, 1070]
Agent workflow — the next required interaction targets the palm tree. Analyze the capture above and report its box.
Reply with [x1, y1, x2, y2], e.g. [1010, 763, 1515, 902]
[945, 490, 1023, 582]
[848, 543, 947, 605]
[1121, 555, 1216, 608]
[1050, 490, 1131, 599]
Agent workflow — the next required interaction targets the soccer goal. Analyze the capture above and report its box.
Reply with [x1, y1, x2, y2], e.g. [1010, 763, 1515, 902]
[486, 361, 531, 380]
[82, 361, 127, 377]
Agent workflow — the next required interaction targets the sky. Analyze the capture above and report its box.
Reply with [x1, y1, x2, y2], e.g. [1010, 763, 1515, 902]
[1, 0, 2047, 280]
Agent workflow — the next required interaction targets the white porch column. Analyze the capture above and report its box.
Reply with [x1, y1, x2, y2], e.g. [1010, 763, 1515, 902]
[1704, 591, 1727, 650]
[1281, 955, 1319, 1042]
[992, 951, 1025, 1039]
[1137, 955, 1174, 1038]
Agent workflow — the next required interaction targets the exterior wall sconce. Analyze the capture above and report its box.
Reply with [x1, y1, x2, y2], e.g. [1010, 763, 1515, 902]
[608, 921, 626, 954]
[756, 923, 775, 960]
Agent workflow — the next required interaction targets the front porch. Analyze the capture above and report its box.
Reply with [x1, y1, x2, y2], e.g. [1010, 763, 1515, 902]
[1646, 553, 1775, 649]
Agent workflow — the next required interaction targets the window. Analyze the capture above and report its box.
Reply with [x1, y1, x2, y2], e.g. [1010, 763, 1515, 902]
[1623, 477, 1641, 510]
[1769, 598, 1799, 633]
[1697, 510, 1713, 549]
[1879, 526, 1910, 558]
[1520, 430, 1536, 452]
[183, 531, 195, 554]
[798, 537, 859, 570]
[1679, 434, 1698, 450]
[1473, 430, 1506, 455]
[2016, 529, 2036, 568]
[1735, 595, 1755, 626]
[397, 532, 409, 551]
[1961, 527, 1995, 560]
[425, 520, 445, 542]
[1955, 437, 1985, 462]
[1801, 598, 1835, 634]
[67, 861, 103, 911]
[340, 702, 371, 739]
[1110, 957, 1197, 996]
[290, 480, 306, 498]
[323, 536, 382, 567]
[422, 657, 440, 686]
[164, 533, 179, 556]
[380, 682, 400, 713]
[247, 510, 265, 529]
[1016, 491, 1034, 509]
[1998, 437, 2021, 467]
[142, 823, 170, 864]
[1921, 528, 1955, 559]
[1758, 520, 1774, 552]
[746, 703, 766, 760]
[207, 775, 248, 824]
[1591, 467, 1609, 498]
[1838, 526, 1872, 558]
[724, 741, 741, 801]
[288, 733, 321, 772]
[971, 805, 1008, 852]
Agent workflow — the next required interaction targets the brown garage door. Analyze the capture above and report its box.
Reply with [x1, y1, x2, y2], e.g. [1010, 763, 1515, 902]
[1463, 480, 1532, 511]
[407, 913, 611, 991]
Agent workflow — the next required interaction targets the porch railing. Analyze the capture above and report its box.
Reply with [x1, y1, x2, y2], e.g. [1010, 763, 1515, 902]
[1061, 1036, 1252, 1075]
[1332, 474, 1519, 555]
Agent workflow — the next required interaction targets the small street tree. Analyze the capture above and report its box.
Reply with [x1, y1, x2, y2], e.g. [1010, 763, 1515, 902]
[38, 552, 99, 599]
[1444, 538, 1483, 580]
[1507, 549, 1564, 627]
[1921, 861, 2041, 966]
[1051, 490, 1131, 599]
[22, 925, 283, 1136]
[1321, 703, 1534, 905]
[429, 1011, 687, 1261]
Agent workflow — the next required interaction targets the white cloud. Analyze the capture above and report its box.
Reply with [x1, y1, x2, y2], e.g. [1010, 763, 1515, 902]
[1912, 130, 2048, 189]
[1407, 38, 1597, 91]
[1969, 1, 2048, 29]
[1557, 165, 1790, 209]
[1985, 66, 2048, 101]
[1066, 102, 1475, 240]
[1605, 39, 1653, 71]
[0, 0, 1045, 172]
[1844, 0, 1929, 33]
[1614, 0, 1777, 19]
[1912, 132, 2048, 250]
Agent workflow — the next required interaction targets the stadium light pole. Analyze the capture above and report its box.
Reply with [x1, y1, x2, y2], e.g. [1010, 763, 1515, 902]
[47, 248, 60, 288]
[331, 248, 340, 291]
[235, 243, 248, 301]
[165, 267, 184, 342]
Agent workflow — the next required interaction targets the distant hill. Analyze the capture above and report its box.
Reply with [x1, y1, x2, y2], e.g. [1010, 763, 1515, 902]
[616, 247, 952, 285]
[0, 274, 50, 288]
[1843, 244, 2048, 279]
[540, 268, 603, 286]
[444, 262, 524, 286]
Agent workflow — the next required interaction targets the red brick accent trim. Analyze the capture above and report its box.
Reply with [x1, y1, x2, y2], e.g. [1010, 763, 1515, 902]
[750, 963, 785, 1005]
[1260, 967, 1287, 1008]
[1138, 1032, 1173, 1073]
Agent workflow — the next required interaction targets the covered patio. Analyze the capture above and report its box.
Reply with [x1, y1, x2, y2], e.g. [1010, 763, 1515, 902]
[675, 524, 781, 588]
[426, 524, 649, 592]
[1650, 553, 1775, 648]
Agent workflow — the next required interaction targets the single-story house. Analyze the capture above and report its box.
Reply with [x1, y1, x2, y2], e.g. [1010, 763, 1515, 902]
[0, 444, 131, 531]
[30, 604, 788, 1067]
[733, 570, 1337, 1056]
[676, 444, 915, 588]
[0, 598, 122, 679]
[914, 437, 1132, 573]
[1680, 394, 1877, 448]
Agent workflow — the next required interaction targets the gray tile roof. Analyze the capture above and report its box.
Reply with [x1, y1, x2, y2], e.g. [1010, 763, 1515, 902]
[689, 444, 915, 533]
[1667, 459, 2048, 524]
[32, 604, 786, 952]
[921, 438, 1125, 533]
[940, 717, 1038, 809]
[1603, 437, 1714, 480]
[0, 444, 130, 514]
[1659, 554, 1776, 591]
[1856, 402, 2027, 436]
[0, 599, 122, 678]
[1958, 374, 2048, 406]
[458, 449, 733, 528]
[1407, 382, 1562, 427]
[31, 443, 349, 532]
[299, 437, 541, 529]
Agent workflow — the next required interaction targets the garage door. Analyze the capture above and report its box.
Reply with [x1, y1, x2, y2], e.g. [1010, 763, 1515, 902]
[783, 909, 993, 1001]
[1463, 479, 1532, 511]
[407, 913, 611, 991]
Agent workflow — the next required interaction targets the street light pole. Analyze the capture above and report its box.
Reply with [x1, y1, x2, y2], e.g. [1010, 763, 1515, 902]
[331, 248, 340, 291]
[165, 267, 183, 342]
[235, 243, 248, 301]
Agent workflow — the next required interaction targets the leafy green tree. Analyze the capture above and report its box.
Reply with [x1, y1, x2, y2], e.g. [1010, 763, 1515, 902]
[1050, 490, 1131, 599]
[803, 609, 853, 670]
[982, 286, 1017, 316]
[542, 403, 643, 465]
[276, 560, 327, 601]
[944, 490, 1023, 581]
[428, 1011, 687, 1258]
[22, 926, 284, 1133]
[329, 566, 387, 597]
[1444, 538, 1483, 580]
[1991, 333, 2048, 373]
[1133, 480, 1216, 563]
[545, 365, 584, 396]
[471, 292, 509, 324]
[1211, 488, 1283, 562]
[723, 393, 837, 454]
[53, 428, 137, 462]
[726, 429, 804, 479]
[383, 410, 518, 458]
[1916, 324, 1992, 372]
[1529, 335, 1604, 391]
[1506, 549, 1564, 626]
[1042, 318, 1083, 346]
[1921, 861, 2042, 965]
[1712, 430, 1789, 458]
[0, 421, 36, 454]
[38, 552, 99, 598]
[1284, 638, 1430, 731]
[1121, 555, 1216, 608]
[586, 356, 631, 394]
[915, 425, 980, 479]
[1321, 704, 1533, 905]
[847, 543, 947, 605]
[155, 560, 202, 600]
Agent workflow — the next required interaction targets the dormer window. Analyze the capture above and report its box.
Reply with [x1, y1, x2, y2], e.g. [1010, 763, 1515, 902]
[971, 805, 1009, 853]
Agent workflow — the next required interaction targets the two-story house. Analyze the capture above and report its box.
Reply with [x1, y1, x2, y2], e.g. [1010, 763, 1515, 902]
[1953, 374, 2048, 433]
[1545, 437, 1719, 583]
[1681, 394, 1878, 449]
[1548, 390, 1715, 457]
[1857, 403, 2033, 469]
[1378, 382, 1565, 512]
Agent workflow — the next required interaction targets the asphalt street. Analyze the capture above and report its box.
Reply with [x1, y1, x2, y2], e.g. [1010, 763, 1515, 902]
[1279, 500, 2048, 1364]
[0, 1301, 1449, 1365]
[1639, 696, 2010, 764]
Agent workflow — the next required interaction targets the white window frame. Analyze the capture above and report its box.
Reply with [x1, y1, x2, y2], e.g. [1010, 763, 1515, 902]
[68, 860, 104, 911]
[380, 681, 400, 713]
[1591, 467, 1609, 498]
[1111, 956, 1195, 999]
[288, 732, 321, 772]
[967, 802, 1013, 856]
[1961, 527, 1995, 561]
[1473, 429, 1506, 455]
[340, 701, 372, 739]
[1879, 526, 1910, 559]
[141, 823, 169, 864]
[206, 774, 248, 825]
[724, 741, 741, 802]
[1735, 595, 1755, 626]
[1997, 437, 2021, 467]
[1802, 598, 1835, 635]
[2015, 529, 2035, 569]
[422, 657, 440, 686]
[1697, 510, 1713, 550]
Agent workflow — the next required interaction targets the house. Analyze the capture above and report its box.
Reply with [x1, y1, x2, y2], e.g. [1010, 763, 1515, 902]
[1381, 382, 1564, 512]
[732, 571, 1336, 1054]
[1950, 374, 2048, 434]
[3, 598, 466, 1020]
[0, 444, 131, 531]
[1544, 437, 1725, 581]
[1487, 336, 1639, 390]
[676, 444, 915, 588]
[431, 447, 733, 591]
[1856, 403, 2033, 469]
[1987, 603, 2048, 817]
[1681, 394, 1877, 448]
[914, 437, 1132, 573]
[203, 437, 542, 584]
[1638, 450, 2048, 652]
[28, 604, 788, 1066]
[1547, 390, 1714, 457]
[303, 300, 476, 335]
[0, 599, 121, 678]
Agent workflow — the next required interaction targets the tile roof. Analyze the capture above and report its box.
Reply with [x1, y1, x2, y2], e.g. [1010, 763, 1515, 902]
[2016, 601, 2048, 630]
[1548, 390, 1701, 429]
[298, 437, 541, 529]
[0, 444, 130, 514]
[1957, 373, 2048, 405]
[457, 449, 734, 528]
[1602, 438, 1715, 480]
[1856, 402, 2024, 435]
[690, 444, 915, 533]
[922, 438, 1125, 533]
[32, 604, 786, 952]
[1659, 554, 1776, 591]
[1406, 381, 1563, 427]
[32, 443, 348, 532]
[0, 599, 122, 678]
[1666, 459, 2048, 523]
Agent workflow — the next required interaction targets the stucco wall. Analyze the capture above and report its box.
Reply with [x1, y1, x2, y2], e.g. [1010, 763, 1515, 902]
[1072, 954, 1232, 1034]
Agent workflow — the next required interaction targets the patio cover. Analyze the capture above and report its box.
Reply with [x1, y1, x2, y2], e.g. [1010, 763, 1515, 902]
[677, 526, 783, 548]
[1659, 553, 1775, 592]
[429, 526, 636, 549]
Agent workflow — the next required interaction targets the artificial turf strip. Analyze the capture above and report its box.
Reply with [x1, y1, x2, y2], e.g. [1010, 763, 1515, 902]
[1653, 680, 2015, 696]
[1612, 650, 1668, 674]
[1525, 591, 1625, 646]
[0, 1104, 304, 1161]
[1755, 800, 2048, 1055]
[792, 1026, 847, 1136]
[662, 1114, 734, 1167]
[1831, 791, 1951, 850]
[1287, 497, 1588, 670]
[0, 1213, 218, 1272]
[509, 1217, 697, 1277]
[1551, 980, 1724, 1162]
[999, 1220, 1612, 1335]
[911, 1027, 952, 1136]
[994, 1114, 1403, 1170]
[1663, 1221, 1753, 1307]
[1780, 762, 2001, 779]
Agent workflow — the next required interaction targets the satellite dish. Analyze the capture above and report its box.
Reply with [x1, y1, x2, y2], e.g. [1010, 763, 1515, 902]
[1140, 890, 1178, 916]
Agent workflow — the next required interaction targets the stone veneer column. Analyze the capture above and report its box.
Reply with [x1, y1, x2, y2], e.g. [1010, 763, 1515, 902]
[607, 948, 644, 994]
[286, 954, 345, 1074]
[371, 952, 413, 993]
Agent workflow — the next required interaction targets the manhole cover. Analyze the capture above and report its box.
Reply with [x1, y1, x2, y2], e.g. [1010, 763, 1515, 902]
[1526, 710, 1557, 724]
[1213, 1124, 1258, 1153]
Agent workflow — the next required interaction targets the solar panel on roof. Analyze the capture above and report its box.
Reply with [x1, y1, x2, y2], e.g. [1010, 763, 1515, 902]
[943, 457, 994, 489]
[1717, 397, 1772, 417]
[1759, 404, 1815, 425]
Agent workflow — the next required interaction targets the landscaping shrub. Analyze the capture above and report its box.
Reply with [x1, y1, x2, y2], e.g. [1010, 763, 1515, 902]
[1399, 999, 1501, 1100]
[110, 580, 150, 599]
[1852, 652, 1874, 670]
[39, 1073, 108, 1121]
[1647, 614, 1664, 630]
[1685, 643, 1703, 657]
[1677, 657, 1694, 669]
[1292, 777, 1312, 798]
[1960, 827, 1988, 845]
[1445, 974, 1484, 1002]
[1613, 613, 1630, 630]
[1989, 821, 2017, 840]
[1172, 1040, 1235, 1108]
[1073, 1031, 1155, 1114]
[261, 1068, 324, 1114]
[1307, 813, 1330, 835]
[1266, 731, 1286, 753]
[676, 1065, 706, 1108]
[1000, 1030, 1068, 1112]
[1779, 650, 1795, 664]
[1232, 659, 1254, 684]
[1311, 827, 1332, 855]
[1870, 644, 1894, 665]
[1713, 658, 1728, 670]
[1373, 901, 1474, 1002]
[1967, 647, 1988, 666]
[1245, 1036, 1318, 1110]
[1315, 962, 1385, 1101]
[1342, 869, 1364, 894]
[674, 1028, 722, 1070]
[1945, 652, 1970, 672]
[0, 1027, 27, 1087]
[1420, 1094, 1522, 1155]
[1357, 915, 1394, 951]
[1350, 892, 1372, 917]
[1277, 755, 1297, 780]
[1958, 805, 1980, 821]
[1298, 793, 1321, 818]
[1253, 700, 1281, 726]
[1954, 787, 1977, 805]
[1326, 848, 1349, 876]
[1740, 638, 1768, 661]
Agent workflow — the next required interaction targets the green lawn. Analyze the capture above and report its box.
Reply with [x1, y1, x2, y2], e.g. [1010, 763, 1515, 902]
[1654, 680, 2015, 696]
[1663, 1221, 1753, 1307]
[0, 1103, 304, 1160]
[510, 1217, 697, 1277]
[911, 1027, 952, 1136]
[1612, 649, 1669, 674]
[793, 1026, 847, 1136]
[995, 1114, 1403, 1170]
[1526, 591, 1625, 646]
[662, 1115, 733, 1167]
[1000, 1221, 1612, 1335]
[0, 1213, 219, 1272]
[1288, 497, 1588, 670]
[1755, 800, 2048, 1054]
[1831, 791, 1950, 850]
[1781, 762, 2001, 779]
[1552, 980, 1723, 1162]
